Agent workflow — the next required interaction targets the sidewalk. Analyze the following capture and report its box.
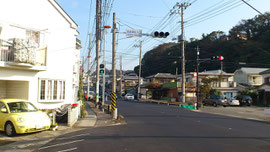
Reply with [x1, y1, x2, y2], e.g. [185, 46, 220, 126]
[74, 101, 97, 127]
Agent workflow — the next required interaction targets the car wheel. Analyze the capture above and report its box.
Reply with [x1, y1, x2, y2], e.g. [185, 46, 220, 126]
[223, 105, 226, 107]
[5, 122, 16, 137]
[213, 103, 217, 107]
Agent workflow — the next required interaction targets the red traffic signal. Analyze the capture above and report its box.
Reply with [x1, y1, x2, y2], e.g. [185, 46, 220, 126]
[218, 56, 224, 60]
[211, 56, 224, 61]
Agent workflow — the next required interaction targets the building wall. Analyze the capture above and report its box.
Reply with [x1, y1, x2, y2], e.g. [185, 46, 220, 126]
[234, 70, 248, 85]
[0, 0, 79, 109]
[0, 80, 7, 98]
[248, 75, 263, 86]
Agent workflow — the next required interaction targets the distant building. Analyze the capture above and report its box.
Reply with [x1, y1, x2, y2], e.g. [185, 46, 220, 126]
[259, 69, 270, 105]
[145, 73, 176, 85]
[234, 67, 268, 87]
[179, 70, 238, 99]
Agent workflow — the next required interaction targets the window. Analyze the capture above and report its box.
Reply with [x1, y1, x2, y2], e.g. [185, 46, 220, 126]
[47, 80, 52, 100]
[39, 79, 65, 102]
[40, 80, 46, 100]
[53, 81, 58, 100]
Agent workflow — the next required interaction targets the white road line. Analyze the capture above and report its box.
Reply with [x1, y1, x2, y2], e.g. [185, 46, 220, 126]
[57, 133, 89, 140]
[57, 147, 78, 152]
[38, 139, 84, 150]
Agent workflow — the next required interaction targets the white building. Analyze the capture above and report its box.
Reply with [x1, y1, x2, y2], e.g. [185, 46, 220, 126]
[259, 69, 270, 92]
[179, 70, 238, 99]
[0, 0, 80, 109]
[234, 67, 268, 87]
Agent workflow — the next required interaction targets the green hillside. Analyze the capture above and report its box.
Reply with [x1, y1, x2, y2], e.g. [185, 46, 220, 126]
[134, 13, 270, 77]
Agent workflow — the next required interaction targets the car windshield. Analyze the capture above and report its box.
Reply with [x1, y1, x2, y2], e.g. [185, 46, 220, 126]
[244, 96, 252, 100]
[7, 102, 38, 113]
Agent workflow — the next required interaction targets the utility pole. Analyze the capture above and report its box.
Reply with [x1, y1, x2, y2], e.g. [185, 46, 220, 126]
[95, 0, 102, 107]
[102, 29, 106, 112]
[120, 56, 123, 96]
[138, 41, 142, 100]
[87, 34, 92, 101]
[196, 46, 199, 110]
[112, 12, 116, 93]
[176, 2, 190, 103]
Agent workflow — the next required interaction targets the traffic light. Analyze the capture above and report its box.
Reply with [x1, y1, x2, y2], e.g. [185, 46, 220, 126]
[100, 69, 104, 74]
[100, 64, 104, 74]
[152, 31, 170, 38]
[211, 56, 224, 61]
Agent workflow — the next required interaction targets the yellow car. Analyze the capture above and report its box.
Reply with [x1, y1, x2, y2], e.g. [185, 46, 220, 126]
[0, 99, 51, 136]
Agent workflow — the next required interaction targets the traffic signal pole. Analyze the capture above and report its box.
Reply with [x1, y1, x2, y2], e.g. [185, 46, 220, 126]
[102, 29, 106, 112]
[112, 12, 116, 93]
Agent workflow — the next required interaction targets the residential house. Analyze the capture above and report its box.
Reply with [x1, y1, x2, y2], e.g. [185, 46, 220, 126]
[118, 73, 143, 95]
[234, 67, 268, 88]
[258, 69, 270, 105]
[0, 0, 80, 110]
[145, 73, 176, 85]
[145, 73, 177, 100]
[178, 70, 238, 100]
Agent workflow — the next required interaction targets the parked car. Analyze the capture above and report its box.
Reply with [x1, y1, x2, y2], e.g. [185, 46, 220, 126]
[125, 93, 135, 100]
[0, 99, 51, 137]
[203, 94, 228, 107]
[227, 97, 240, 106]
[88, 91, 95, 100]
[236, 95, 252, 106]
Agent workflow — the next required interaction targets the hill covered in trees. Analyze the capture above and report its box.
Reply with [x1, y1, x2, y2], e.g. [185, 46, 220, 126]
[134, 13, 270, 77]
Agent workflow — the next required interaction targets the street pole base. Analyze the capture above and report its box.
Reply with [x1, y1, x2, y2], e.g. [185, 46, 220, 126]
[112, 108, 118, 119]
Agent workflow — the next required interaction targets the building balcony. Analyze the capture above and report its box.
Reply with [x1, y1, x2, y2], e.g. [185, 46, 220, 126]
[0, 40, 47, 71]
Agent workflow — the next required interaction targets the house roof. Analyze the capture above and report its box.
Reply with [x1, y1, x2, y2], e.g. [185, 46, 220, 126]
[260, 69, 270, 75]
[201, 69, 226, 74]
[49, 0, 78, 29]
[124, 75, 138, 80]
[179, 70, 233, 77]
[235, 67, 268, 75]
[145, 73, 177, 79]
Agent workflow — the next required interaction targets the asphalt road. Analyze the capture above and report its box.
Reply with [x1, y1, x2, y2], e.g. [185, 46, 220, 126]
[37, 100, 270, 152]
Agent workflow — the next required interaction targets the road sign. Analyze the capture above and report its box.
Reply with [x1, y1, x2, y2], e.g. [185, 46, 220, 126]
[126, 29, 142, 37]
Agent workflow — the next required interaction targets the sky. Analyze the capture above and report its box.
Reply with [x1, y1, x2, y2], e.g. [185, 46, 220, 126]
[56, 0, 270, 71]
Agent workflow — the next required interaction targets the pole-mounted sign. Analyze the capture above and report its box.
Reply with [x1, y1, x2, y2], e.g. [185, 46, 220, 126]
[126, 29, 142, 37]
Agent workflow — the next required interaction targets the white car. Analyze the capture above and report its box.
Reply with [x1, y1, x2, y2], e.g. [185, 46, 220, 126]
[227, 98, 240, 106]
[125, 94, 134, 100]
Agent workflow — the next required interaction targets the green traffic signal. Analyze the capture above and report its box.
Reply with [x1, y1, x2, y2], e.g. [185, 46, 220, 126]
[100, 69, 104, 74]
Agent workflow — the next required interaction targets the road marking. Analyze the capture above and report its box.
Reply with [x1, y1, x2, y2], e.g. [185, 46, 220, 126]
[38, 139, 84, 150]
[57, 133, 89, 140]
[57, 147, 77, 152]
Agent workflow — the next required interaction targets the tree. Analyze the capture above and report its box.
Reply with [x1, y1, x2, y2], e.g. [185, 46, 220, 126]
[199, 77, 219, 99]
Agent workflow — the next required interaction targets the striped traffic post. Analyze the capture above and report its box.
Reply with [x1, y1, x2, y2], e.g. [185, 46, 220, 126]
[110, 92, 117, 119]
[110, 92, 117, 111]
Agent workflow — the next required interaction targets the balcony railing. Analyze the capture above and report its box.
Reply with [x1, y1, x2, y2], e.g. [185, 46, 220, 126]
[0, 39, 46, 66]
